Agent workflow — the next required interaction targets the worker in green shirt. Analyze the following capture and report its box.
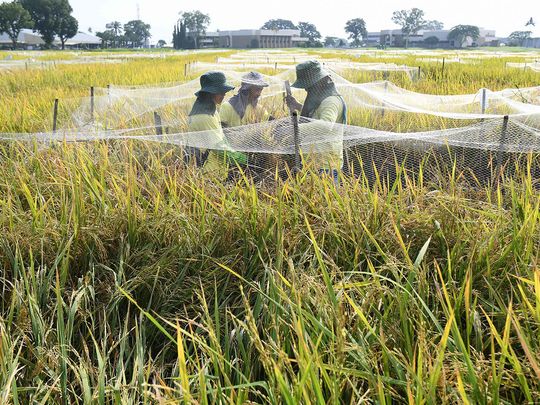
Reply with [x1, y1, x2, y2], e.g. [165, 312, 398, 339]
[285, 60, 347, 181]
[187, 71, 248, 180]
[220, 71, 270, 128]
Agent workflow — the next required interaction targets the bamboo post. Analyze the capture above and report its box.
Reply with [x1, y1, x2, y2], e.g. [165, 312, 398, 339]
[495, 115, 509, 185]
[52, 98, 59, 133]
[284, 80, 301, 173]
[154, 112, 163, 135]
[292, 111, 301, 173]
[184, 63, 187, 78]
[90, 86, 95, 122]
[481, 88, 487, 114]
[441, 57, 445, 79]
[417, 66, 421, 80]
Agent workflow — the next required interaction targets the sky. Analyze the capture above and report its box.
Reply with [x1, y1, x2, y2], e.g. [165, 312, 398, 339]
[53, 0, 540, 44]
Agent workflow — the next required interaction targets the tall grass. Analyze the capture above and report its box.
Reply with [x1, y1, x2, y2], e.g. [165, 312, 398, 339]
[0, 49, 539, 403]
[0, 139, 539, 403]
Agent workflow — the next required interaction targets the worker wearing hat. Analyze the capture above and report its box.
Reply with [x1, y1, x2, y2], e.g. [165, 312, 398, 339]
[187, 71, 248, 179]
[220, 71, 270, 128]
[285, 60, 347, 179]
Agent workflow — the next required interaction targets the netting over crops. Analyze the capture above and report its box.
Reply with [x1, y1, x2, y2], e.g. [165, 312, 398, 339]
[2, 60, 540, 186]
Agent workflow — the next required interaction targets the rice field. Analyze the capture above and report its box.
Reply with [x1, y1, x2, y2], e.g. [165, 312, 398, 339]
[1, 48, 540, 404]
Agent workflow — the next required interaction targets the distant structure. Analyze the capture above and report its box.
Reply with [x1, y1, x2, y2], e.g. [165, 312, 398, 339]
[194, 29, 307, 49]
[367, 28, 499, 48]
[0, 29, 102, 50]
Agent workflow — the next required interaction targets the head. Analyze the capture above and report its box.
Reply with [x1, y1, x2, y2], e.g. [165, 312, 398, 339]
[212, 93, 226, 105]
[292, 60, 331, 91]
[240, 71, 269, 103]
[195, 71, 235, 102]
[248, 86, 264, 102]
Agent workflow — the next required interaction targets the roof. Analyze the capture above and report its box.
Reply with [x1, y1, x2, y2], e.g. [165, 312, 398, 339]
[60, 31, 101, 45]
[0, 29, 101, 45]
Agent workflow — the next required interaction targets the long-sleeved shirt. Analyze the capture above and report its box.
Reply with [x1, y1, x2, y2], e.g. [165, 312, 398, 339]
[220, 102, 269, 128]
[299, 95, 345, 170]
[187, 111, 247, 179]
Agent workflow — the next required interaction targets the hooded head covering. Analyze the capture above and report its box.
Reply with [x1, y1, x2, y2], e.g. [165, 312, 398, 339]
[228, 71, 269, 119]
[291, 60, 330, 89]
[190, 71, 235, 116]
[194, 71, 235, 97]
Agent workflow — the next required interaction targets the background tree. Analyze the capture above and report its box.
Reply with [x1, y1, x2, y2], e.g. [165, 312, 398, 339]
[0, 1, 34, 49]
[157, 39, 166, 48]
[344, 18, 367, 47]
[95, 29, 114, 48]
[391, 8, 426, 48]
[260, 19, 297, 30]
[298, 21, 321, 47]
[123, 19, 151, 48]
[105, 21, 122, 47]
[181, 11, 210, 49]
[448, 25, 480, 48]
[20, 0, 76, 48]
[508, 31, 532, 46]
[423, 20, 444, 30]
[324, 36, 338, 47]
[424, 35, 440, 48]
[57, 14, 77, 49]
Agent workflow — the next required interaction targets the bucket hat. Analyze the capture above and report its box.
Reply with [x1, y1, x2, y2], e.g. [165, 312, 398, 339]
[195, 71, 235, 96]
[241, 71, 269, 87]
[291, 60, 330, 89]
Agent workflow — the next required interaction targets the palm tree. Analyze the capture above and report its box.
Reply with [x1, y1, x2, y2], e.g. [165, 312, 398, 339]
[105, 21, 122, 47]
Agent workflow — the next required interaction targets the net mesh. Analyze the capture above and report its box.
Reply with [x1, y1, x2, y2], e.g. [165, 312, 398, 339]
[1, 57, 540, 187]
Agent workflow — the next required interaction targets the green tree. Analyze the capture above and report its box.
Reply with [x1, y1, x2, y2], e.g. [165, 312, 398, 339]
[181, 11, 210, 49]
[96, 29, 114, 48]
[508, 30, 532, 46]
[260, 19, 297, 30]
[424, 20, 444, 30]
[324, 36, 338, 47]
[124, 19, 151, 48]
[391, 8, 426, 48]
[344, 18, 367, 47]
[0, 1, 34, 49]
[298, 21, 321, 47]
[157, 39, 166, 48]
[448, 25, 480, 48]
[57, 14, 77, 49]
[20, 0, 76, 48]
[424, 35, 440, 48]
[105, 21, 122, 47]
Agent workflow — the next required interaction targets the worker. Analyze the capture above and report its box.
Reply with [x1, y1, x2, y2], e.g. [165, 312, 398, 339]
[285, 60, 347, 182]
[220, 71, 270, 128]
[187, 71, 248, 179]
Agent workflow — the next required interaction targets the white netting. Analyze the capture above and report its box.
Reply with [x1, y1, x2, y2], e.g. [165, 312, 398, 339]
[2, 57, 540, 186]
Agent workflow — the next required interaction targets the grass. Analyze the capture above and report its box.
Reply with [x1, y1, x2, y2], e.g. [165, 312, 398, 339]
[0, 48, 539, 403]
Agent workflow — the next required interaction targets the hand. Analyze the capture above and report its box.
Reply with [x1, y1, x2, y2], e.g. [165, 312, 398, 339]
[285, 95, 302, 112]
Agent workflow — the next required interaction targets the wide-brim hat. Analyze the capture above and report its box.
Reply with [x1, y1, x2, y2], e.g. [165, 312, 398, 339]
[195, 71, 235, 96]
[241, 71, 269, 88]
[291, 60, 330, 89]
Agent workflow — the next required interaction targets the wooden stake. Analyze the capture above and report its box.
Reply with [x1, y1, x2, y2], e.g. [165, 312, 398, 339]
[154, 112, 163, 135]
[90, 86, 95, 122]
[52, 98, 59, 133]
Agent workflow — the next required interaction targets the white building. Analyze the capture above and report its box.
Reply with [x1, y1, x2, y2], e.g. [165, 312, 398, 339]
[0, 29, 101, 49]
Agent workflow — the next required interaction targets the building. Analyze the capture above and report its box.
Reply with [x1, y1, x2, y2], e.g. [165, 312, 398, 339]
[61, 32, 102, 49]
[195, 29, 307, 49]
[523, 37, 540, 48]
[380, 29, 424, 47]
[0, 29, 44, 49]
[377, 28, 498, 49]
[0, 29, 101, 49]
[365, 32, 381, 47]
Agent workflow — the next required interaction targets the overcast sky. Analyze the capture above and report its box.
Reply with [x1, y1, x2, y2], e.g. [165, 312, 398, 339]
[64, 0, 540, 44]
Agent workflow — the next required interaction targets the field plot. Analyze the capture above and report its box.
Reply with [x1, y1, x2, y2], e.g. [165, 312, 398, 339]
[1, 48, 540, 403]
